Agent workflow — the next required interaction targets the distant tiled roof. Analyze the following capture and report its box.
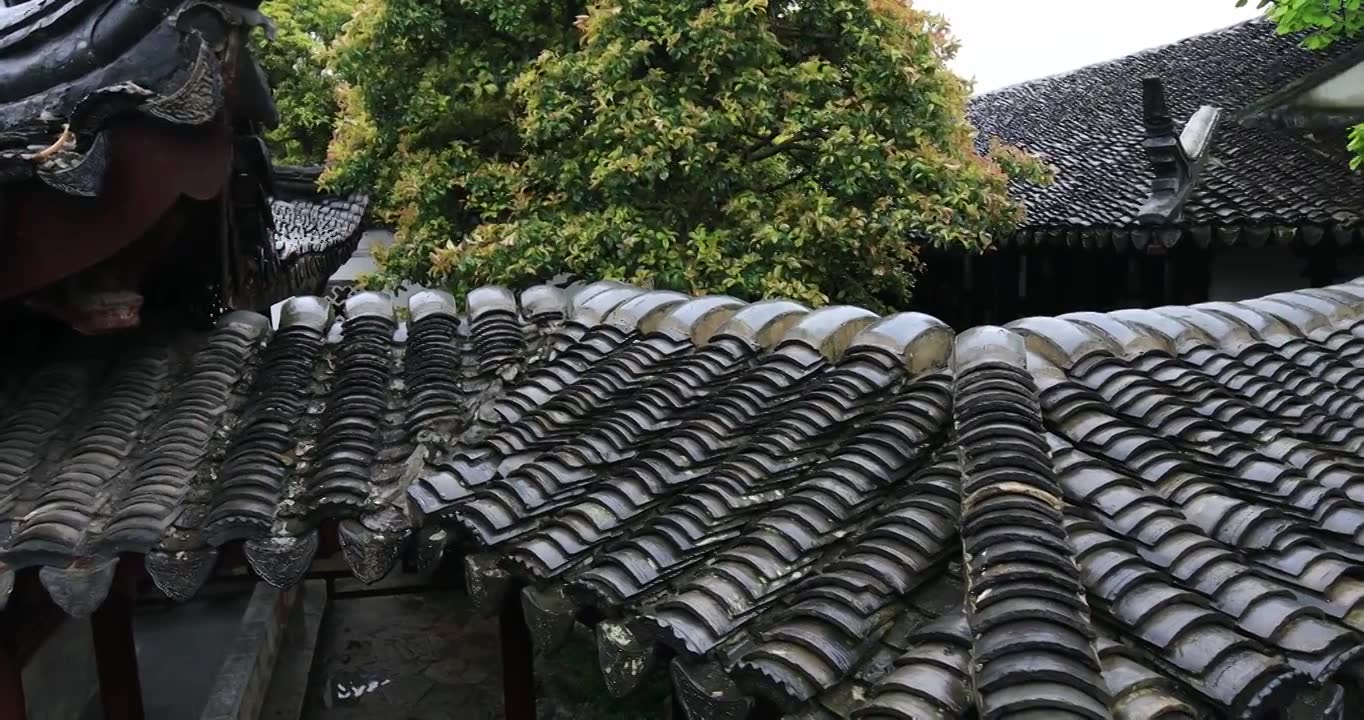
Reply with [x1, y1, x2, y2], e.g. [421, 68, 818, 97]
[8, 277, 1364, 716]
[969, 19, 1364, 250]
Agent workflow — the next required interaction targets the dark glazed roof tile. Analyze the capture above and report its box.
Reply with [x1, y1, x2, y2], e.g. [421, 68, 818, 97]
[11, 275, 1364, 716]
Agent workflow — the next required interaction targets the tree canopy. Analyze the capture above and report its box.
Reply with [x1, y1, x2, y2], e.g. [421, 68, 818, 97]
[254, 0, 355, 165]
[319, 0, 1049, 310]
[1244, 0, 1364, 165]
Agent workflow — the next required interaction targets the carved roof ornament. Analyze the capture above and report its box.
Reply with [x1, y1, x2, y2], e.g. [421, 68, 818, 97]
[1138, 76, 1223, 225]
[0, 2, 366, 333]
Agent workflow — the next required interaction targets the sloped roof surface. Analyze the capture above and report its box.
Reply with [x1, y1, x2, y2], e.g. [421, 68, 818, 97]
[969, 19, 1364, 236]
[7, 275, 1364, 717]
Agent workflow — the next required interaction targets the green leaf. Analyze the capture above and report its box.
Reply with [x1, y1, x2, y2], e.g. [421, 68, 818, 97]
[305, 0, 1039, 310]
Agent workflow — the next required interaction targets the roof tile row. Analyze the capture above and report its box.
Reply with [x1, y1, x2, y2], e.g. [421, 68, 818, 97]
[7, 276, 1364, 716]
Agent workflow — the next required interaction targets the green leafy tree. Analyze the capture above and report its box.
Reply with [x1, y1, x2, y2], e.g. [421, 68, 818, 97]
[327, 0, 1051, 309]
[1241, 0, 1364, 166]
[254, 0, 357, 165]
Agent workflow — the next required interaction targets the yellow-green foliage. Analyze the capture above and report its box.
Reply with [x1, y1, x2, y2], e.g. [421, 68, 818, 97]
[321, 0, 1051, 309]
[254, 0, 356, 165]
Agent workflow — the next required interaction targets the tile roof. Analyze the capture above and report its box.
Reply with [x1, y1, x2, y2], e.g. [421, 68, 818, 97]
[8, 277, 1364, 715]
[0, 0, 268, 196]
[968, 19, 1364, 250]
[268, 165, 369, 260]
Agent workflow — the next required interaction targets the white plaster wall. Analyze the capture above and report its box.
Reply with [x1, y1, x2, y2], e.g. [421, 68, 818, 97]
[329, 229, 393, 283]
[1299, 60, 1364, 109]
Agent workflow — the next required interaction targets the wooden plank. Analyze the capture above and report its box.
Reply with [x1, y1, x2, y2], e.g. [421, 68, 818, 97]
[200, 584, 300, 720]
[92, 589, 145, 720]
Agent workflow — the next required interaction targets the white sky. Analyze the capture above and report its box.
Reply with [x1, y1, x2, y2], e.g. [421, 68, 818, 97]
[912, 0, 1265, 93]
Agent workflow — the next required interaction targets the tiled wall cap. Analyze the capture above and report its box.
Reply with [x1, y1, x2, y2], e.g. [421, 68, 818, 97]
[467, 286, 518, 320]
[654, 296, 747, 344]
[570, 286, 646, 325]
[1227, 301, 1309, 340]
[1043, 431, 1073, 455]
[847, 313, 953, 374]
[1108, 308, 1215, 353]
[278, 296, 333, 331]
[1025, 349, 1068, 387]
[1058, 311, 1174, 357]
[604, 291, 689, 331]
[566, 281, 638, 317]
[712, 300, 810, 349]
[408, 289, 459, 323]
[780, 305, 880, 361]
[219, 309, 273, 336]
[1250, 292, 1349, 336]
[1292, 285, 1364, 315]
[568, 280, 634, 305]
[1006, 316, 1118, 369]
[1153, 306, 1258, 351]
[1192, 302, 1298, 344]
[1314, 283, 1364, 304]
[952, 325, 1026, 375]
[519, 284, 568, 319]
[344, 291, 397, 321]
[1296, 286, 1364, 322]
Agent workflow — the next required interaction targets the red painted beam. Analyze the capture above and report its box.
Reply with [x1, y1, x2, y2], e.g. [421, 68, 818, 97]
[0, 122, 232, 303]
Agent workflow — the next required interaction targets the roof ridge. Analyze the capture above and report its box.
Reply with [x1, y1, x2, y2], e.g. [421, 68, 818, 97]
[971, 17, 1274, 99]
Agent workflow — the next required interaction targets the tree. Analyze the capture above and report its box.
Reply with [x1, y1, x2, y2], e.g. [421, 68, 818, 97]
[326, 0, 1051, 309]
[1241, 0, 1364, 166]
[254, 0, 357, 165]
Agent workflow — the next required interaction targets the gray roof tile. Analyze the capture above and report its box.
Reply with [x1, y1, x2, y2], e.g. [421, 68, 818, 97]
[10, 275, 1364, 715]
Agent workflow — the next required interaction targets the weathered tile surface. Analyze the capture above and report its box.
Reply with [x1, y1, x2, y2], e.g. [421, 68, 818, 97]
[8, 276, 1364, 718]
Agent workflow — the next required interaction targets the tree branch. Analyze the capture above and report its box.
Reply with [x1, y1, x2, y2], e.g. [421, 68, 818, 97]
[759, 168, 812, 193]
[746, 142, 820, 163]
[741, 127, 827, 162]
[771, 23, 838, 41]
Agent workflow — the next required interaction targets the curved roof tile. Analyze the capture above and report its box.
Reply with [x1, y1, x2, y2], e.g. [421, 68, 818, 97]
[4, 275, 1364, 716]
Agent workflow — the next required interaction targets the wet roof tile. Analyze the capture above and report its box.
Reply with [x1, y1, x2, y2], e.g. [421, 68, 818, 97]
[7, 275, 1364, 715]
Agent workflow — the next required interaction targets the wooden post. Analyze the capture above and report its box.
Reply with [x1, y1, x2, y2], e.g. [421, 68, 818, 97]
[961, 254, 975, 329]
[0, 618, 25, 720]
[1162, 252, 1176, 306]
[500, 594, 536, 720]
[91, 558, 145, 720]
